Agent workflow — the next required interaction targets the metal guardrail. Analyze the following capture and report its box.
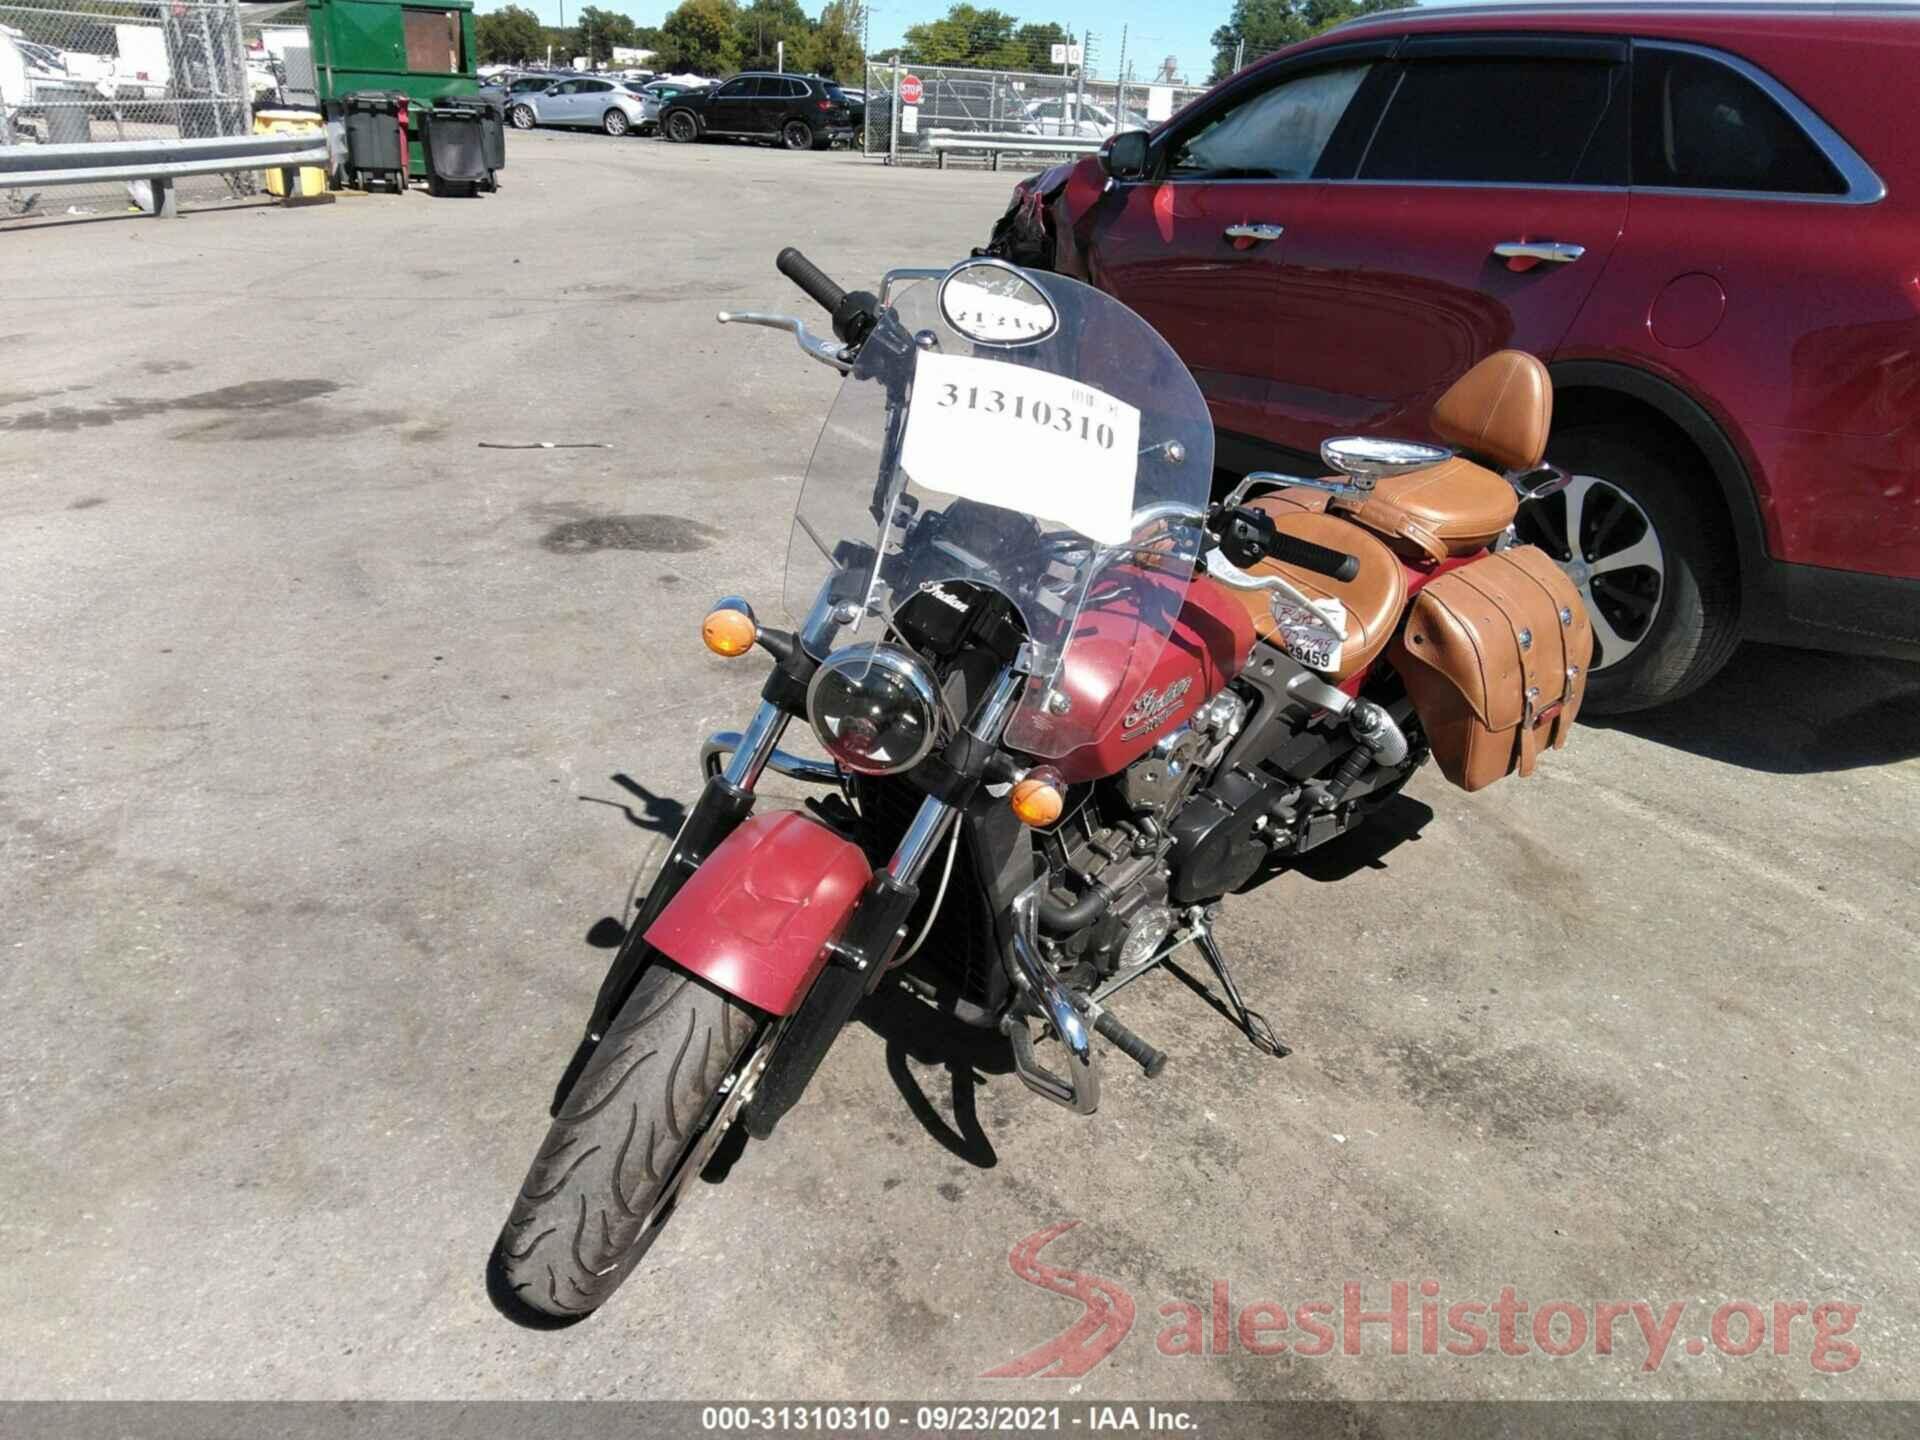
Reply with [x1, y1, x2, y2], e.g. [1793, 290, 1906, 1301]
[926, 128, 1103, 170]
[0, 129, 336, 216]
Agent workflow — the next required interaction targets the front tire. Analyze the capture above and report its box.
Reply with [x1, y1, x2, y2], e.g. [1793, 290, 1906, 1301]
[603, 108, 630, 136]
[781, 119, 813, 151]
[493, 964, 762, 1319]
[665, 110, 698, 143]
[1517, 424, 1740, 713]
[510, 104, 535, 130]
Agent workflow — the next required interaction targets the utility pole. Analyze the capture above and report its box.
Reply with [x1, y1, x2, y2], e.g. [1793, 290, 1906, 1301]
[777, 39, 784, 72]
[1116, 24, 1126, 122]
[1233, 37, 1244, 72]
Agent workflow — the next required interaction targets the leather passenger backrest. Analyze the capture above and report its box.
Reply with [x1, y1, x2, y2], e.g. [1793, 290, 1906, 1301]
[1429, 351, 1552, 473]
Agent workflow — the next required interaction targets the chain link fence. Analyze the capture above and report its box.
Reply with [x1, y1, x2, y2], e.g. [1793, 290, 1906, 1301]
[2, 0, 275, 219]
[861, 57, 1207, 167]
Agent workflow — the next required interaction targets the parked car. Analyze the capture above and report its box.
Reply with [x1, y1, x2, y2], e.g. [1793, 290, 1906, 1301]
[1019, 96, 1146, 140]
[618, 80, 666, 135]
[637, 78, 705, 105]
[659, 72, 855, 150]
[995, 4, 1920, 711]
[507, 75, 649, 136]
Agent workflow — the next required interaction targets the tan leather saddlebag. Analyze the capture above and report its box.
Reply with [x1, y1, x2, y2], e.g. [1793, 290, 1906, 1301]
[1388, 546, 1594, 792]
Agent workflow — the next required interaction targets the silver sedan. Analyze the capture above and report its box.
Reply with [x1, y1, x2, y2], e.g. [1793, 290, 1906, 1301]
[507, 77, 650, 137]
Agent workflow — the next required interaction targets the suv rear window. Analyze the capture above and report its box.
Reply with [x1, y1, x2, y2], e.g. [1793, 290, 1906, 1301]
[1631, 46, 1844, 196]
[1359, 58, 1625, 185]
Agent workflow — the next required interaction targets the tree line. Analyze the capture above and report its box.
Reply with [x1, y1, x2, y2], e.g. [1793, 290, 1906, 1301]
[476, 0, 1417, 85]
[475, 0, 869, 79]
[1208, 0, 1414, 81]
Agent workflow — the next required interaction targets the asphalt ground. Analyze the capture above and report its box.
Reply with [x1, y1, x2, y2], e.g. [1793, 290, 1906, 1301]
[3, 127, 1918, 1404]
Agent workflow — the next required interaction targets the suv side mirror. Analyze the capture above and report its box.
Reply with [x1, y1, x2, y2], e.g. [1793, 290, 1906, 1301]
[1102, 129, 1150, 181]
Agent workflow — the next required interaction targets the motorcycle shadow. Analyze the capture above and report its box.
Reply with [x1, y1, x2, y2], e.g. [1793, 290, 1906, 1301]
[853, 978, 1013, 1171]
[1243, 792, 1436, 889]
[1589, 642, 1920, 774]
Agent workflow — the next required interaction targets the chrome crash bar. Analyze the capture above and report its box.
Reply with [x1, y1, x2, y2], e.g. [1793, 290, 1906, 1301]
[1002, 881, 1099, 1115]
[702, 731, 841, 786]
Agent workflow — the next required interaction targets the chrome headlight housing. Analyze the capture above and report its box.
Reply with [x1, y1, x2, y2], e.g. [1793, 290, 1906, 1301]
[806, 643, 942, 776]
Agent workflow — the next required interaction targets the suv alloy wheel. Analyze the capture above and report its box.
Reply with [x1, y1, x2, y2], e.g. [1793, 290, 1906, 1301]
[1516, 425, 1741, 713]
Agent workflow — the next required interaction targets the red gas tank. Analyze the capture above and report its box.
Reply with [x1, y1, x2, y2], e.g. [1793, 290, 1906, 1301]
[1048, 575, 1256, 784]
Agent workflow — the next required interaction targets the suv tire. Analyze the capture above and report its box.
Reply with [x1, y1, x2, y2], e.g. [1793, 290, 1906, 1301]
[1516, 424, 1741, 714]
[781, 119, 813, 151]
[665, 110, 698, 143]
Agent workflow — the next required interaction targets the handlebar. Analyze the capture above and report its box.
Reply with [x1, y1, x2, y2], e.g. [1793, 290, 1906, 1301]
[775, 248, 879, 347]
[1263, 528, 1361, 582]
[777, 247, 848, 317]
[1210, 504, 1360, 583]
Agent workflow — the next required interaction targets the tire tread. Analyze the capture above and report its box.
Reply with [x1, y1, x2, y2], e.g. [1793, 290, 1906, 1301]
[493, 965, 756, 1317]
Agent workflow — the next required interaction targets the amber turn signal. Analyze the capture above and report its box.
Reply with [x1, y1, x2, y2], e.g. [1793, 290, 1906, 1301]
[1010, 767, 1066, 828]
[702, 598, 758, 657]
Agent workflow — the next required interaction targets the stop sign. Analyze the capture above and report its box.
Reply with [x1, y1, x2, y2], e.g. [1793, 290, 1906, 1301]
[900, 74, 923, 106]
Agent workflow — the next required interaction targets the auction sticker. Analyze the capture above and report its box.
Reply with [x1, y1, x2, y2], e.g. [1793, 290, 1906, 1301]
[899, 351, 1140, 546]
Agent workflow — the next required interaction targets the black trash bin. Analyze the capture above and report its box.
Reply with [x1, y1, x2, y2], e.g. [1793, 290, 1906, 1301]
[461, 94, 506, 180]
[339, 90, 408, 192]
[420, 98, 498, 195]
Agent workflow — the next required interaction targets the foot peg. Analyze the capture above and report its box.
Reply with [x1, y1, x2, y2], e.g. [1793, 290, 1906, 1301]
[1092, 1008, 1168, 1077]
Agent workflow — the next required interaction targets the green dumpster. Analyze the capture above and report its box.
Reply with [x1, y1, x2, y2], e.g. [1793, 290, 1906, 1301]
[306, 0, 481, 179]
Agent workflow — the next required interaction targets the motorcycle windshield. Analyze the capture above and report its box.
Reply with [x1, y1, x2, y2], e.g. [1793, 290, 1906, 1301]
[784, 261, 1214, 758]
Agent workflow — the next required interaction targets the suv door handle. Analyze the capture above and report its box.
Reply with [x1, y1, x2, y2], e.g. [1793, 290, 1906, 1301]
[1493, 241, 1585, 265]
[1224, 223, 1285, 243]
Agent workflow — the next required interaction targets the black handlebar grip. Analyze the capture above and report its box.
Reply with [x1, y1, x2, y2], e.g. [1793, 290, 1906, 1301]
[1264, 529, 1361, 583]
[1093, 1009, 1168, 1078]
[776, 247, 847, 318]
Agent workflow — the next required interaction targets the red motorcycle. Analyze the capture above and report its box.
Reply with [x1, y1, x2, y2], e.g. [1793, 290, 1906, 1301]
[493, 251, 1593, 1320]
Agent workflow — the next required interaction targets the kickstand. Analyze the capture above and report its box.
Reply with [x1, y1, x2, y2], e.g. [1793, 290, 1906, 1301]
[1170, 923, 1291, 1058]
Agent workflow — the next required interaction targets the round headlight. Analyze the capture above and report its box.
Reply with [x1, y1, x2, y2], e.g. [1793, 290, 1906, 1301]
[806, 644, 942, 776]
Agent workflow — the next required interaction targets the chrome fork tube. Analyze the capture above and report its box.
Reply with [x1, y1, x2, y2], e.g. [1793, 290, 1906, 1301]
[882, 654, 1028, 883]
[722, 702, 789, 790]
[886, 797, 958, 883]
[722, 579, 851, 792]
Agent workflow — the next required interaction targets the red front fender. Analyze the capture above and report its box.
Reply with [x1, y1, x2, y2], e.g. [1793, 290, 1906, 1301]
[643, 811, 872, 1016]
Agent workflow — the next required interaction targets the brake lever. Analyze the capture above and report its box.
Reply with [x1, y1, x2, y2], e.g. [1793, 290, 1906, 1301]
[716, 311, 852, 374]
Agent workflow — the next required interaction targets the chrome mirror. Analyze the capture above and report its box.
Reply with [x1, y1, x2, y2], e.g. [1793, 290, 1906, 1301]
[1509, 464, 1570, 502]
[1319, 436, 1453, 492]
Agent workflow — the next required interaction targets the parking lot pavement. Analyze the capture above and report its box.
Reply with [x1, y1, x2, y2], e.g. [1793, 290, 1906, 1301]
[2, 128, 1918, 1404]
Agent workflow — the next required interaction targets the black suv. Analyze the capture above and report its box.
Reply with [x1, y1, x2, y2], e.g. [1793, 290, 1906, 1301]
[659, 73, 855, 151]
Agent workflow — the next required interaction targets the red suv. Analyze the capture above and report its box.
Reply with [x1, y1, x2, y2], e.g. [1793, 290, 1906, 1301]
[992, 3, 1920, 711]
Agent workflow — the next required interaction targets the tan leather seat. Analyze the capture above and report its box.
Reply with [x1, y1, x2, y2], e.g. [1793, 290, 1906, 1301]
[1331, 351, 1551, 561]
[1241, 497, 1408, 682]
[1430, 349, 1552, 471]
[1340, 457, 1520, 560]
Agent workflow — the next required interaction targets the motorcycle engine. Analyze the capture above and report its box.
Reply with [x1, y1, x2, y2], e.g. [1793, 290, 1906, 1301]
[1040, 691, 1248, 986]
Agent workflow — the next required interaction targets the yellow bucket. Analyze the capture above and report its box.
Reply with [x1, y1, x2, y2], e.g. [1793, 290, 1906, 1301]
[254, 110, 328, 197]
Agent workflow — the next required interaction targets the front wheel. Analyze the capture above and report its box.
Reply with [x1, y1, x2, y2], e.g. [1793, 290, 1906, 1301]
[602, 108, 630, 137]
[781, 119, 813, 151]
[665, 110, 698, 143]
[492, 964, 766, 1319]
[510, 104, 535, 130]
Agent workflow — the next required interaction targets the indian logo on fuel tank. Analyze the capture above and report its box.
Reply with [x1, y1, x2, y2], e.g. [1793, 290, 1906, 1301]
[1121, 677, 1191, 737]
